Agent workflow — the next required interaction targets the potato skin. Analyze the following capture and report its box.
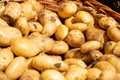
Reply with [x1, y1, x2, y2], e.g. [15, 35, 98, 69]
[19, 69, 40, 80]
[66, 30, 85, 47]
[40, 69, 66, 80]
[0, 26, 22, 47]
[0, 47, 14, 71]
[5, 56, 27, 80]
[10, 37, 40, 58]
[0, 71, 9, 80]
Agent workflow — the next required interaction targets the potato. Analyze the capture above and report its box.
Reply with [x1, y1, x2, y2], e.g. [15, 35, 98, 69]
[5, 56, 27, 80]
[2, 2, 21, 24]
[85, 26, 108, 48]
[65, 65, 88, 80]
[14, 17, 29, 36]
[104, 41, 117, 54]
[66, 30, 85, 47]
[58, 1, 77, 18]
[55, 24, 69, 40]
[80, 41, 101, 54]
[112, 41, 120, 56]
[64, 58, 87, 68]
[20, 1, 37, 21]
[10, 37, 40, 58]
[39, 9, 62, 27]
[64, 48, 85, 59]
[107, 26, 120, 42]
[19, 69, 40, 80]
[0, 18, 9, 27]
[94, 61, 116, 72]
[98, 70, 119, 80]
[0, 71, 9, 80]
[26, 57, 33, 69]
[28, 21, 43, 33]
[99, 54, 120, 73]
[75, 11, 94, 25]
[0, 26, 22, 47]
[28, 32, 55, 52]
[41, 22, 56, 37]
[0, 47, 14, 71]
[48, 41, 69, 55]
[65, 16, 88, 32]
[98, 16, 117, 29]
[31, 53, 69, 71]
[87, 68, 102, 80]
[40, 69, 66, 80]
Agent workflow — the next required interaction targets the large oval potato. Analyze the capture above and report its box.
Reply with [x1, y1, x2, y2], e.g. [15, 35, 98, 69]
[5, 56, 27, 80]
[10, 37, 40, 58]
[0, 47, 14, 71]
[0, 26, 22, 47]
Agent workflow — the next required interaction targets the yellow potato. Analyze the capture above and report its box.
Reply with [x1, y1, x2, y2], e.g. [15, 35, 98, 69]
[64, 58, 87, 68]
[14, 17, 29, 36]
[31, 53, 69, 71]
[48, 41, 69, 55]
[55, 24, 69, 40]
[0, 47, 14, 71]
[0, 26, 22, 47]
[26, 57, 33, 69]
[58, 1, 77, 18]
[65, 65, 88, 80]
[0, 18, 9, 27]
[80, 41, 101, 54]
[87, 68, 102, 80]
[5, 56, 27, 80]
[10, 37, 40, 58]
[66, 30, 85, 47]
[112, 41, 120, 57]
[2, 2, 21, 24]
[0, 4, 5, 17]
[19, 69, 40, 80]
[40, 69, 66, 80]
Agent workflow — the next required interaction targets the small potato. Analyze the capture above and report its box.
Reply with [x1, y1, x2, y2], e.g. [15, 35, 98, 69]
[31, 53, 69, 71]
[20, 2, 37, 21]
[28, 32, 55, 52]
[107, 27, 120, 42]
[0, 18, 9, 27]
[5, 56, 27, 80]
[0, 71, 9, 80]
[14, 17, 29, 36]
[40, 69, 66, 80]
[66, 30, 85, 47]
[64, 58, 87, 68]
[75, 11, 94, 25]
[112, 41, 120, 57]
[58, 1, 77, 18]
[98, 16, 117, 29]
[65, 16, 88, 32]
[28, 21, 43, 33]
[80, 41, 101, 54]
[94, 61, 116, 72]
[10, 37, 40, 58]
[65, 65, 88, 80]
[2, 2, 21, 24]
[19, 69, 40, 80]
[87, 68, 102, 80]
[48, 41, 69, 55]
[98, 70, 119, 80]
[39, 9, 62, 27]
[41, 22, 56, 37]
[55, 24, 69, 40]
[64, 48, 85, 59]
[0, 26, 22, 47]
[0, 47, 14, 71]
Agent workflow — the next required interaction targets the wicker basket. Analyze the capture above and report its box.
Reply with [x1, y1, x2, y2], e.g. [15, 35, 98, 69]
[38, 0, 120, 23]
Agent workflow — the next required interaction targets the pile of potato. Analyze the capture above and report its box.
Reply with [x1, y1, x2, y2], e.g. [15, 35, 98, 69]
[0, 0, 120, 80]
